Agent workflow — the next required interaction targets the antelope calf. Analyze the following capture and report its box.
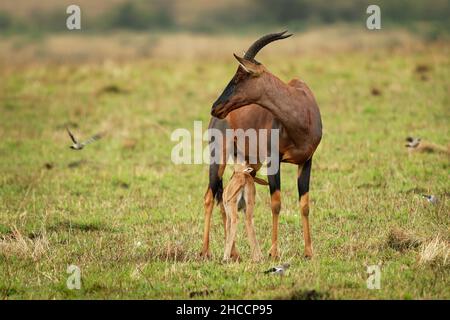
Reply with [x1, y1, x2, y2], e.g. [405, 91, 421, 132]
[223, 163, 267, 262]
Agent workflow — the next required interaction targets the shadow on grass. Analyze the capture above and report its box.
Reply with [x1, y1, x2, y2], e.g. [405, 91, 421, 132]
[276, 289, 329, 300]
[27, 220, 117, 239]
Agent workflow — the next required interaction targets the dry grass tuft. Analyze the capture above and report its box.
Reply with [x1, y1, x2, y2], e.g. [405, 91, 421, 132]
[189, 289, 216, 298]
[122, 138, 138, 150]
[150, 242, 189, 262]
[419, 236, 449, 267]
[0, 227, 49, 261]
[387, 227, 422, 251]
[415, 64, 431, 74]
[96, 84, 129, 96]
[371, 87, 382, 96]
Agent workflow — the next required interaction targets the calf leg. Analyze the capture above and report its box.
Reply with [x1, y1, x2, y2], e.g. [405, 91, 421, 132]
[223, 200, 238, 262]
[244, 183, 263, 262]
[220, 202, 239, 260]
[298, 158, 313, 258]
[222, 201, 232, 260]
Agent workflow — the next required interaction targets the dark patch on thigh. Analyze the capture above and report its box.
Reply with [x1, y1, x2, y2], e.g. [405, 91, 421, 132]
[209, 163, 223, 203]
[268, 161, 281, 195]
[298, 158, 312, 197]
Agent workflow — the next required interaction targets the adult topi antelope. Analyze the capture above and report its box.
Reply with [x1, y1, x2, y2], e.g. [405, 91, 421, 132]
[201, 31, 322, 259]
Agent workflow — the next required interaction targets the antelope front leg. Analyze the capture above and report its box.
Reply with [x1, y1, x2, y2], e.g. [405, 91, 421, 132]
[268, 167, 281, 259]
[269, 190, 281, 259]
[300, 192, 312, 258]
[298, 159, 313, 258]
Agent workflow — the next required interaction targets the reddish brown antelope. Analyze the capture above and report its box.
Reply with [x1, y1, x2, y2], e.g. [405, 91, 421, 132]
[201, 31, 322, 259]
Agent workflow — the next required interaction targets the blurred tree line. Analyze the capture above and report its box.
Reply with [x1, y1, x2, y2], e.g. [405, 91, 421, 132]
[0, 0, 448, 36]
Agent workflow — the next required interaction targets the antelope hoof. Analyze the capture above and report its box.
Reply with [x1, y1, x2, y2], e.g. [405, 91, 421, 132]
[304, 248, 313, 259]
[269, 249, 279, 260]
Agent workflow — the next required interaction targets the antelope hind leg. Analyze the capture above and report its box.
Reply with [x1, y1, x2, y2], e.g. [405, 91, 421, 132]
[200, 187, 214, 258]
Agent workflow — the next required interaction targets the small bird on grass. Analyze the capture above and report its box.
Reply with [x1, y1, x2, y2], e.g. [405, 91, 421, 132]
[422, 194, 438, 205]
[405, 136, 421, 149]
[66, 127, 103, 150]
[263, 263, 290, 276]
[405, 136, 449, 155]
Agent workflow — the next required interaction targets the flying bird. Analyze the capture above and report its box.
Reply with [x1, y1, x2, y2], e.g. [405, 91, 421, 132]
[422, 194, 438, 204]
[263, 263, 290, 276]
[66, 127, 103, 150]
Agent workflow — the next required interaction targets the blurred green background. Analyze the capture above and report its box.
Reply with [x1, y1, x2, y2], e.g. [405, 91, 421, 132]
[0, 0, 448, 36]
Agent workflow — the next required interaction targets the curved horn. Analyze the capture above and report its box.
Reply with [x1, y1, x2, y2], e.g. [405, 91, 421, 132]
[244, 30, 293, 61]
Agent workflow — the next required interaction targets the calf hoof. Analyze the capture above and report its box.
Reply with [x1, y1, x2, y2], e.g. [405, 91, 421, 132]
[230, 253, 241, 262]
[251, 253, 264, 263]
[222, 257, 231, 263]
[199, 250, 212, 260]
[230, 248, 240, 262]
[222, 255, 239, 263]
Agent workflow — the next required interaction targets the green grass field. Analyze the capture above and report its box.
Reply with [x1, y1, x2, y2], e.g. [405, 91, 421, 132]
[0, 40, 449, 299]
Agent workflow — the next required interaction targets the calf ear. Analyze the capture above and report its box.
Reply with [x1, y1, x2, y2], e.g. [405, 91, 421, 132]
[233, 53, 261, 75]
[253, 176, 269, 186]
[243, 167, 253, 174]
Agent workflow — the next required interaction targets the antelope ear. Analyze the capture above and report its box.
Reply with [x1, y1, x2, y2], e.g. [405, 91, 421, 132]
[233, 53, 261, 75]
